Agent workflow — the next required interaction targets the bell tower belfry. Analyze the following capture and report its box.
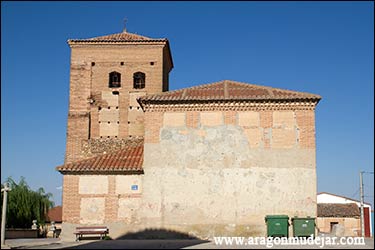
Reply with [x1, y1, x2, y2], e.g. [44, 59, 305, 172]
[65, 28, 173, 163]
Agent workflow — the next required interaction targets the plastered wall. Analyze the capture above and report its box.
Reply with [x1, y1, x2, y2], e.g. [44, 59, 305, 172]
[140, 109, 317, 238]
[316, 217, 361, 237]
[61, 174, 143, 240]
[99, 92, 119, 137]
[61, 108, 318, 240]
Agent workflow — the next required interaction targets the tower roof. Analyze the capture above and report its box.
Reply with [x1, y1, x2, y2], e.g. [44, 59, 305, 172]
[138, 80, 322, 103]
[67, 30, 174, 68]
[68, 31, 167, 44]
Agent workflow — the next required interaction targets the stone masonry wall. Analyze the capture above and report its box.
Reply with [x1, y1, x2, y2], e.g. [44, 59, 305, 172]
[81, 137, 143, 159]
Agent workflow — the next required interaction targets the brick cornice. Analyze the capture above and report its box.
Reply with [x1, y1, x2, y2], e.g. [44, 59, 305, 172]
[58, 170, 144, 175]
[140, 100, 319, 112]
[68, 41, 168, 47]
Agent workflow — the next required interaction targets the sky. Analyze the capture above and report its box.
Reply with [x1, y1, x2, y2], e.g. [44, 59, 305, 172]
[1, 1, 374, 208]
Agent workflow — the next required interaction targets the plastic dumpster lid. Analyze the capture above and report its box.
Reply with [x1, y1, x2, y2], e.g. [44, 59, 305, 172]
[265, 215, 289, 219]
[291, 216, 316, 220]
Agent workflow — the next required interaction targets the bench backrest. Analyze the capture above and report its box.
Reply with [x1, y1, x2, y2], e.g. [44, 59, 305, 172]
[76, 226, 108, 232]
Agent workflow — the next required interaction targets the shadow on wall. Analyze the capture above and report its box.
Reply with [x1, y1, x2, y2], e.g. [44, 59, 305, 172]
[62, 228, 209, 249]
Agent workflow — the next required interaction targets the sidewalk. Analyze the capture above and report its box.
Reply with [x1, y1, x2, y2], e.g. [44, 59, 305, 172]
[2, 238, 80, 249]
[2, 237, 374, 249]
[1, 238, 206, 249]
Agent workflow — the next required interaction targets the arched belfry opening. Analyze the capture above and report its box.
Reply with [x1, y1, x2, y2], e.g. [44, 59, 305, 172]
[133, 72, 145, 89]
[109, 71, 121, 88]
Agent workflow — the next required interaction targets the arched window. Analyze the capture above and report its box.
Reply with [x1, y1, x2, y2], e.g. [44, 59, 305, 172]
[109, 71, 121, 88]
[133, 72, 145, 89]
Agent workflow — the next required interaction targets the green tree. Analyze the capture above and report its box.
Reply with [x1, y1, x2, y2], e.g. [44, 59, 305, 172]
[1, 177, 54, 228]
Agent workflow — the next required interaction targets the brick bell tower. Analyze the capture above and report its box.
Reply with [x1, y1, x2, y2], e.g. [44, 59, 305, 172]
[64, 27, 173, 164]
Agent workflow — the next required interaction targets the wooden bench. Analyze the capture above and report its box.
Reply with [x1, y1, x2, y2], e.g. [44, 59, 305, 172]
[74, 226, 109, 241]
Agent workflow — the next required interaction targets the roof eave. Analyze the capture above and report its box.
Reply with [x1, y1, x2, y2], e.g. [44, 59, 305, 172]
[57, 169, 144, 175]
[138, 97, 322, 104]
[67, 39, 168, 47]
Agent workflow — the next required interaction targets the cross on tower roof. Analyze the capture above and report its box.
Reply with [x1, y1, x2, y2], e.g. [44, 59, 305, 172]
[123, 18, 127, 33]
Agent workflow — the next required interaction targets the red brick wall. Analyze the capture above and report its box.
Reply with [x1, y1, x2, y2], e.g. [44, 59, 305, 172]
[295, 110, 316, 149]
[62, 175, 80, 223]
[65, 43, 171, 163]
[144, 112, 163, 143]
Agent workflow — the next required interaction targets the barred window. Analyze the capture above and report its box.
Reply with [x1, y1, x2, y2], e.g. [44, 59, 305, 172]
[109, 71, 121, 88]
[133, 72, 145, 89]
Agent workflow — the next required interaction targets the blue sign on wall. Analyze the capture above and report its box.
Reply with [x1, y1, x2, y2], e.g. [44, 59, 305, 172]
[131, 185, 138, 191]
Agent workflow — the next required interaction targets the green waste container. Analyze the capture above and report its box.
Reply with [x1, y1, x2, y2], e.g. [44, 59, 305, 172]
[265, 215, 289, 237]
[292, 217, 316, 238]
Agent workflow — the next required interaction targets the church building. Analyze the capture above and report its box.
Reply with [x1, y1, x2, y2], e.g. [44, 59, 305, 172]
[57, 27, 321, 241]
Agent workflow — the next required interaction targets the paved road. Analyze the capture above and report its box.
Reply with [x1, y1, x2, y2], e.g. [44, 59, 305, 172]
[3, 237, 374, 249]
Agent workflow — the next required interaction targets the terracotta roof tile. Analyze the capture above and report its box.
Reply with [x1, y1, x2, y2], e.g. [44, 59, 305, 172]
[317, 203, 360, 218]
[47, 206, 62, 222]
[138, 80, 321, 103]
[68, 31, 167, 43]
[56, 139, 143, 174]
